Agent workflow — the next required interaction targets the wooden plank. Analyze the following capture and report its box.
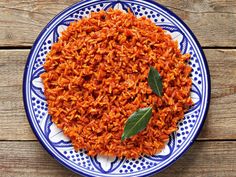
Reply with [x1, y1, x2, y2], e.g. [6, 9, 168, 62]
[0, 141, 235, 177]
[0, 0, 235, 47]
[198, 49, 236, 140]
[0, 50, 36, 140]
[0, 49, 236, 140]
[159, 0, 236, 47]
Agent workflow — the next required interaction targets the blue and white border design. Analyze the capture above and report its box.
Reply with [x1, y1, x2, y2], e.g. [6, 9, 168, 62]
[23, 0, 211, 176]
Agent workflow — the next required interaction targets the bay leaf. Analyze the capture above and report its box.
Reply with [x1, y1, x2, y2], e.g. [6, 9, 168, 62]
[121, 107, 152, 141]
[148, 66, 163, 96]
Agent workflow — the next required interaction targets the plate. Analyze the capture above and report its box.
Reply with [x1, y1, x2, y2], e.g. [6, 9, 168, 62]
[23, 0, 211, 176]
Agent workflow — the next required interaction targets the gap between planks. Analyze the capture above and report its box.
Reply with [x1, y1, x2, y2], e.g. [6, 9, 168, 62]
[1, 46, 236, 50]
[0, 139, 236, 142]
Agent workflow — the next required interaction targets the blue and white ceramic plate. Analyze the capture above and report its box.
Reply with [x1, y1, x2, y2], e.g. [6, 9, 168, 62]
[23, 0, 211, 176]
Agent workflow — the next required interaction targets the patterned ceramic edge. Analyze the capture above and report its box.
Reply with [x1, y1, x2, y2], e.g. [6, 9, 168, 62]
[23, 0, 211, 176]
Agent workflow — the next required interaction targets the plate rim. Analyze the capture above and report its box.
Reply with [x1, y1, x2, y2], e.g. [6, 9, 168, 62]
[22, 0, 211, 176]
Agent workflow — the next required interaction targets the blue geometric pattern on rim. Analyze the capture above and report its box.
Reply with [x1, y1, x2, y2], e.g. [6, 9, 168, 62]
[23, 0, 211, 176]
[44, 115, 72, 148]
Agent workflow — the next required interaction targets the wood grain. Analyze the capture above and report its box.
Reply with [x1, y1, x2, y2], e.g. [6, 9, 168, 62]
[0, 49, 236, 140]
[198, 49, 236, 140]
[0, 0, 235, 47]
[0, 50, 36, 140]
[0, 141, 235, 177]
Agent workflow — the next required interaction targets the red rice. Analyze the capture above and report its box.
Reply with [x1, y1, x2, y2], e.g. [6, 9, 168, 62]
[41, 9, 193, 158]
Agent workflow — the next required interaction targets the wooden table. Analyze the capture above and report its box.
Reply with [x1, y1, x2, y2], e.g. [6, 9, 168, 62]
[0, 0, 236, 176]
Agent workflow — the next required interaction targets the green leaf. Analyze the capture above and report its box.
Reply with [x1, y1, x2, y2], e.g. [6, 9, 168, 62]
[121, 107, 152, 141]
[148, 66, 163, 96]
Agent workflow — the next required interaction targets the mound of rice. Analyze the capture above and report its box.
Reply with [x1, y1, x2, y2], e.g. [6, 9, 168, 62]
[41, 9, 193, 158]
